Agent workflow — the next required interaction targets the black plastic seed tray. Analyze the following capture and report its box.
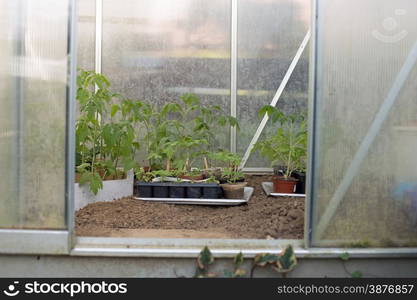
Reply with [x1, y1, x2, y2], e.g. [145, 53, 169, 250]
[134, 181, 223, 199]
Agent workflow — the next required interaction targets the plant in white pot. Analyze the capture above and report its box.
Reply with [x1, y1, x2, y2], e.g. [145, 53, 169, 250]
[75, 70, 140, 210]
[253, 105, 307, 194]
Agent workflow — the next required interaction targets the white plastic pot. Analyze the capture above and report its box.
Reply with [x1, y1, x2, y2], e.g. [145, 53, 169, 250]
[74, 170, 134, 211]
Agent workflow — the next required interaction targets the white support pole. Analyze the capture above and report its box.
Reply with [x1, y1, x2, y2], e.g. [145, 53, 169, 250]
[95, 0, 102, 76]
[239, 30, 311, 169]
[230, 0, 238, 153]
[94, 0, 103, 124]
[315, 39, 417, 240]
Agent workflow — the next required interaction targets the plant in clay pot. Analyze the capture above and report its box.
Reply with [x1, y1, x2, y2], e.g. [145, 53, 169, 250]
[208, 151, 247, 199]
[178, 168, 205, 181]
[253, 105, 307, 194]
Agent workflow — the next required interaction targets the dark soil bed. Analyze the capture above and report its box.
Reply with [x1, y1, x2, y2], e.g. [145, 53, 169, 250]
[75, 175, 304, 239]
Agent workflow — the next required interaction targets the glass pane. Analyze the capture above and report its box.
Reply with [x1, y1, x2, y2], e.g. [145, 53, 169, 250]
[102, 0, 231, 155]
[311, 0, 417, 247]
[237, 0, 310, 168]
[0, 0, 70, 229]
[77, 0, 95, 70]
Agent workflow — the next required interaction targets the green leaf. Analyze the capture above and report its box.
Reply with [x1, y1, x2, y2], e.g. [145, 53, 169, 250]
[258, 105, 275, 118]
[253, 253, 279, 267]
[180, 93, 200, 107]
[340, 252, 350, 261]
[197, 246, 214, 270]
[274, 245, 297, 273]
[111, 104, 120, 117]
[234, 252, 244, 267]
[234, 268, 246, 278]
[351, 271, 363, 278]
[89, 172, 103, 195]
[79, 171, 92, 185]
[121, 157, 136, 172]
[223, 270, 234, 278]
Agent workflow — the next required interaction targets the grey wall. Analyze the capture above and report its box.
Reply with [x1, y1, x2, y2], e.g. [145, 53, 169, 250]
[1, 255, 417, 277]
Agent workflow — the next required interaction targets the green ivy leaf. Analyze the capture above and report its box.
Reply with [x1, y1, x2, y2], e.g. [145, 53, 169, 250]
[234, 252, 244, 267]
[234, 268, 246, 278]
[340, 252, 350, 261]
[253, 253, 279, 267]
[223, 270, 234, 278]
[197, 246, 214, 270]
[274, 245, 297, 273]
[351, 271, 363, 278]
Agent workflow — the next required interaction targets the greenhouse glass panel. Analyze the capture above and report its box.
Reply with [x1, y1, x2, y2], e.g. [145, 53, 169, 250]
[311, 0, 417, 247]
[102, 0, 231, 157]
[0, 0, 70, 229]
[237, 0, 310, 168]
[77, 0, 95, 71]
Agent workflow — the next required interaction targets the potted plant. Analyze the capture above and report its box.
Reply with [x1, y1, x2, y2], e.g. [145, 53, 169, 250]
[133, 94, 238, 200]
[134, 167, 155, 198]
[253, 105, 307, 194]
[74, 69, 140, 209]
[208, 151, 247, 199]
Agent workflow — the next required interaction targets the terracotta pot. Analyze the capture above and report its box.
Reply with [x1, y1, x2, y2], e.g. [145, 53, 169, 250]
[221, 182, 247, 199]
[75, 173, 81, 183]
[273, 176, 298, 193]
[179, 174, 205, 181]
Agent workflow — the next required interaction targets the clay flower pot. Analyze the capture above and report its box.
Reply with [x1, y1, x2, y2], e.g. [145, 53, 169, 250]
[221, 182, 247, 199]
[179, 174, 205, 181]
[273, 176, 298, 193]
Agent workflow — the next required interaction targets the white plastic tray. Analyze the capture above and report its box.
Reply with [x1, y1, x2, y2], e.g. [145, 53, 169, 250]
[134, 187, 254, 206]
[262, 182, 305, 198]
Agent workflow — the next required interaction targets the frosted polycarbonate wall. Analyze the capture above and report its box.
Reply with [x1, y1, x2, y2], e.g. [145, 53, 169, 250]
[102, 0, 231, 153]
[77, 0, 95, 70]
[237, 0, 310, 167]
[311, 0, 417, 246]
[0, 0, 70, 229]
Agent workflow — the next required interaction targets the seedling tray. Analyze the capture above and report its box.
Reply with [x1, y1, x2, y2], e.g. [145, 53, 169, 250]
[134, 187, 254, 206]
[262, 182, 305, 198]
[134, 182, 223, 199]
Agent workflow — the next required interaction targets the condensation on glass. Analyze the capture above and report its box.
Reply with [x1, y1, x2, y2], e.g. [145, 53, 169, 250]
[237, 0, 310, 167]
[77, 0, 95, 71]
[101, 0, 231, 160]
[311, 0, 417, 247]
[0, 0, 69, 229]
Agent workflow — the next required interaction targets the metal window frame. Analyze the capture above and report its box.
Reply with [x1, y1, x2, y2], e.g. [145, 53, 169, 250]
[71, 236, 417, 258]
[0, 0, 77, 255]
[308, 0, 417, 245]
[67, 0, 417, 259]
[305, 0, 320, 249]
[230, 0, 238, 153]
[3, 0, 417, 259]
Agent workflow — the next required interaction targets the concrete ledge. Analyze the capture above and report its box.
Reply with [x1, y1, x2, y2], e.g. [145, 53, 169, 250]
[1, 254, 417, 277]
[0, 230, 69, 255]
[72, 237, 417, 258]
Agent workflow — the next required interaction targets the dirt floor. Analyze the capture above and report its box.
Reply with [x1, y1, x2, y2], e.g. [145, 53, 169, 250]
[75, 175, 304, 239]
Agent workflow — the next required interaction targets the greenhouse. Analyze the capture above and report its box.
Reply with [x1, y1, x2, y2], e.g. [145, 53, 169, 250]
[0, 0, 417, 278]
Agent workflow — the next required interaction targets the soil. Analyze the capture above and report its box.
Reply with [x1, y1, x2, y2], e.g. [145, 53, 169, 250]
[75, 175, 304, 239]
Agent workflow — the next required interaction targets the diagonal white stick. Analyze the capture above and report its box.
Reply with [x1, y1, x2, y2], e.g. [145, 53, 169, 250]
[239, 30, 311, 169]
